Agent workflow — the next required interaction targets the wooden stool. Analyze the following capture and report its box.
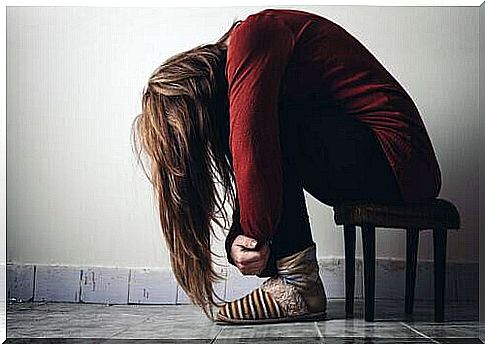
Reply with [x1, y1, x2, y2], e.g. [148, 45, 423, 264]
[333, 198, 460, 322]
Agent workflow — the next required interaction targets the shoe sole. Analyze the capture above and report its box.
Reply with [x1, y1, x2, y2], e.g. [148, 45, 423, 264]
[214, 310, 327, 325]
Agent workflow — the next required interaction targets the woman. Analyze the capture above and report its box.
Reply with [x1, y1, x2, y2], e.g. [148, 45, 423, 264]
[131, 8, 442, 324]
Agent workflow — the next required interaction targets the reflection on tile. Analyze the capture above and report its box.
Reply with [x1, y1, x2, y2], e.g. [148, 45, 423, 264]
[316, 319, 421, 338]
[403, 300, 478, 322]
[215, 337, 323, 344]
[108, 304, 220, 339]
[358, 299, 478, 322]
[434, 340, 484, 344]
[217, 322, 319, 339]
[111, 314, 220, 339]
[405, 321, 484, 339]
[10, 301, 150, 317]
[7, 312, 147, 338]
[5, 340, 213, 344]
[5, 339, 485, 344]
[6, 300, 481, 342]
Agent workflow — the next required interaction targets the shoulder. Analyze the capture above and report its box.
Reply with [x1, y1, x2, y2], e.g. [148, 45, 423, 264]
[228, 11, 295, 51]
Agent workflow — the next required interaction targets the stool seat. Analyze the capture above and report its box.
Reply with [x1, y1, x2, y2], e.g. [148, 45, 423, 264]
[332, 197, 461, 322]
[333, 198, 460, 229]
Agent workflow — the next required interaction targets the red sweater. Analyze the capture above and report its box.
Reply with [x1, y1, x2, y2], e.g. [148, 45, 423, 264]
[225, 9, 442, 243]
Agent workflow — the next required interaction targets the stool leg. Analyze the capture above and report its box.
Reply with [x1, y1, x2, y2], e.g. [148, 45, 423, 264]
[344, 224, 356, 318]
[362, 224, 375, 321]
[405, 228, 420, 315]
[433, 228, 447, 322]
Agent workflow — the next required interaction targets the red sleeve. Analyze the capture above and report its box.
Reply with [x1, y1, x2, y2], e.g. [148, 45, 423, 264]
[225, 14, 295, 243]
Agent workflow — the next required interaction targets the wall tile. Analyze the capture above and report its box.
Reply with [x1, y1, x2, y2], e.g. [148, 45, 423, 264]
[80, 266, 130, 304]
[7, 263, 35, 302]
[129, 267, 177, 304]
[34, 264, 81, 302]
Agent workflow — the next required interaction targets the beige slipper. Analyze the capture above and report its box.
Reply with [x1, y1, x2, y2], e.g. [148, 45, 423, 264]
[215, 275, 327, 325]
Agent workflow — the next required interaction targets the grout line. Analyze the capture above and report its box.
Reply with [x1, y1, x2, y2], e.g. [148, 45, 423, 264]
[314, 321, 323, 338]
[175, 284, 179, 305]
[210, 326, 224, 343]
[31, 265, 36, 302]
[400, 321, 440, 343]
[127, 269, 131, 304]
[78, 269, 83, 303]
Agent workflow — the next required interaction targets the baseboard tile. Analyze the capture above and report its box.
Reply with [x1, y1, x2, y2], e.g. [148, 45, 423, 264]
[7, 264, 35, 302]
[129, 267, 177, 304]
[79, 266, 130, 304]
[34, 264, 81, 302]
[6, 258, 478, 305]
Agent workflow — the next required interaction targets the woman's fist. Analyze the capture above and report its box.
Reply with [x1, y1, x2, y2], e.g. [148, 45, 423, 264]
[230, 235, 270, 275]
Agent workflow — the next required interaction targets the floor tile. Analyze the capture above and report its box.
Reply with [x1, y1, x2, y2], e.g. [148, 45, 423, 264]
[404, 321, 484, 339]
[110, 305, 220, 339]
[216, 321, 319, 339]
[215, 337, 323, 344]
[7, 312, 148, 338]
[5, 299, 480, 342]
[6, 340, 212, 344]
[316, 319, 422, 338]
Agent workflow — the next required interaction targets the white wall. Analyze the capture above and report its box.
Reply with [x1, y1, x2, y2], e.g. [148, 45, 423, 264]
[6, 6, 479, 269]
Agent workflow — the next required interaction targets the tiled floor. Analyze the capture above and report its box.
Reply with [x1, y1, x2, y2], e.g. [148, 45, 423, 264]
[5, 299, 483, 343]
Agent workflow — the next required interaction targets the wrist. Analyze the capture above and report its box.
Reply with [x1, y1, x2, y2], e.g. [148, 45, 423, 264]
[225, 222, 242, 267]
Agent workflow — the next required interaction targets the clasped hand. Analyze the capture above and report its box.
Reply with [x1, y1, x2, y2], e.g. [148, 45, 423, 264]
[230, 234, 270, 275]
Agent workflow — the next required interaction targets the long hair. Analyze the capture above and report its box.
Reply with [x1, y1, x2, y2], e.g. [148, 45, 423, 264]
[130, 20, 242, 320]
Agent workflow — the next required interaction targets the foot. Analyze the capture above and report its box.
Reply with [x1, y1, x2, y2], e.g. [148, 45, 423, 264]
[216, 243, 327, 324]
[215, 275, 326, 324]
